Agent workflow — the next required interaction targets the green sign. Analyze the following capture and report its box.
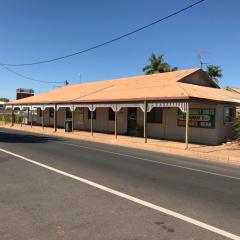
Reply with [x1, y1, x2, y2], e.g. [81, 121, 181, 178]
[178, 108, 216, 129]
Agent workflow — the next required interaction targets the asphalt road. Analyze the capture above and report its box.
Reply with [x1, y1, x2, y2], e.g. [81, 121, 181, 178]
[0, 127, 240, 240]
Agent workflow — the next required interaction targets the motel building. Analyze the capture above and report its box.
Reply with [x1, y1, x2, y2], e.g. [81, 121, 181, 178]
[6, 68, 240, 148]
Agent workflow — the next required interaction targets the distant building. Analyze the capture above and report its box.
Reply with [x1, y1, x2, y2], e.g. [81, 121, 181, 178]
[0, 101, 6, 110]
[16, 88, 34, 100]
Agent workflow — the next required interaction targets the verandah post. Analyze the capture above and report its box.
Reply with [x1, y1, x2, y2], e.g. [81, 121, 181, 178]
[115, 104, 117, 139]
[72, 105, 74, 133]
[31, 107, 33, 128]
[144, 100, 147, 143]
[185, 102, 189, 150]
[11, 105, 14, 127]
[27, 108, 29, 125]
[54, 104, 57, 132]
[20, 108, 23, 127]
[91, 105, 93, 136]
[42, 106, 44, 130]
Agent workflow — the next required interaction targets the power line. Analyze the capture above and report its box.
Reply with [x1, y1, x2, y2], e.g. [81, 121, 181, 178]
[0, 64, 64, 84]
[1, 0, 206, 67]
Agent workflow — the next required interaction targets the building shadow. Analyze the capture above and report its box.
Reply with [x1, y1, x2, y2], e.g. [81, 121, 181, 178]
[0, 131, 60, 144]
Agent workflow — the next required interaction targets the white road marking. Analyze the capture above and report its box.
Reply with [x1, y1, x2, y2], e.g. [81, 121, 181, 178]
[57, 141, 240, 181]
[1, 128, 239, 180]
[0, 148, 239, 240]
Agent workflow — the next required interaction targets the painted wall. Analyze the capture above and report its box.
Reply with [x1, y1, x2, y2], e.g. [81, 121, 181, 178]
[164, 104, 218, 144]
[35, 108, 54, 126]
[35, 104, 234, 145]
[180, 71, 216, 87]
[52, 107, 128, 134]
[237, 107, 240, 117]
[216, 104, 234, 142]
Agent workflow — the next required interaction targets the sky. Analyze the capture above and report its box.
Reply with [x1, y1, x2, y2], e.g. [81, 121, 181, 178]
[0, 0, 240, 100]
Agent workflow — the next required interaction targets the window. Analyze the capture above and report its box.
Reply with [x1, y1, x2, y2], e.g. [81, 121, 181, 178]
[224, 107, 235, 123]
[88, 109, 96, 119]
[66, 108, 72, 118]
[147, 108, 163, 123]
[49, 108, 54, 118]
[108, 108, 115, 121]
[39, 109, 42, 117]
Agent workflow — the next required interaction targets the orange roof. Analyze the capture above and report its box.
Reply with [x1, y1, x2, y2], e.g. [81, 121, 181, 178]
[9, 68, 240, 105]
[230, 88, 240, 94]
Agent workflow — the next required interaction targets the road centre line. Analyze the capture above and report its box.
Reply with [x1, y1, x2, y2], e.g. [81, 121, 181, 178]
[57, 141, 240, 181]
[0, 147, 239, 240]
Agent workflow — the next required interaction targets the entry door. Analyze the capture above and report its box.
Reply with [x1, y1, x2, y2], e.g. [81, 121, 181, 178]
[127, 108, 137, 135]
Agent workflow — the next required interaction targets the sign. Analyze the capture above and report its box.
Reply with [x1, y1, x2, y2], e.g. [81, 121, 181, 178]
[178, 108, 216, 129]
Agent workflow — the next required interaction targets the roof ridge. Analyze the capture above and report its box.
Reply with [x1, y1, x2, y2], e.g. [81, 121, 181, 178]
[65, 68, 200, 88]
[175, 68, 200, 82]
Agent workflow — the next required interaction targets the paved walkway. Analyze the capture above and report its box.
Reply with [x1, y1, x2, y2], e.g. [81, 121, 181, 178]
[1, 122, 240, 165]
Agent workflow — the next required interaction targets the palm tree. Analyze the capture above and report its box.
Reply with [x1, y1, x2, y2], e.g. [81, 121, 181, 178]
[206, 65, 223, 83]
[171, 66, 179, 71]
[142, 53, 178, 75]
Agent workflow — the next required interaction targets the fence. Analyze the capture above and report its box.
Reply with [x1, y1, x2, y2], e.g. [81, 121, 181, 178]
[0, 110, 24, 124]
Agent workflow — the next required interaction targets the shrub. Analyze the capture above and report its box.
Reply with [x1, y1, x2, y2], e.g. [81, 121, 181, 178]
[231, 116, 240, 141]
[0, 114, 23, 124]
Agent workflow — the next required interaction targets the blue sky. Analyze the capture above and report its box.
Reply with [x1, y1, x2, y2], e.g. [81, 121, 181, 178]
[0, 0, 239, 100]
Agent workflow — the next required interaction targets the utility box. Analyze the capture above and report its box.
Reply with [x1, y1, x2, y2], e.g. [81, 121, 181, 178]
[65, 120, 72, 132]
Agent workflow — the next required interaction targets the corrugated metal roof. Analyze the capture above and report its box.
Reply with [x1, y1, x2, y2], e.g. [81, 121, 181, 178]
[231, 88, 240, 94]
[8, 68, 240, 105]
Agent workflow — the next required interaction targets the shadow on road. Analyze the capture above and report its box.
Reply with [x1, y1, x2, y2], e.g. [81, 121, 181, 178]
[0, 131, 60, 144]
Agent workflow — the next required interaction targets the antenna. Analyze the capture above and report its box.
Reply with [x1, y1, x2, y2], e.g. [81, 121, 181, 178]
[78, 73, 82, 84]
[64, 80, 69, 86]
[197, 51, 209, 69]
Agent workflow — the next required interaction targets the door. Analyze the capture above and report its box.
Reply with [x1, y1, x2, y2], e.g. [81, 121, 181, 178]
[127, 107, 137, 135]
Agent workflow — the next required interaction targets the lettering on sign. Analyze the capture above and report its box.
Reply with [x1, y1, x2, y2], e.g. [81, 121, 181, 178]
[178, 108, 216, 129]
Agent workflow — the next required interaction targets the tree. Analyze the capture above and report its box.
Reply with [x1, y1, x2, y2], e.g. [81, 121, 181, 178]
[142, 53, 178, 75]
[206, 65, 223, 83]
[224, 86, 231, 91]
[0, 97, 9, 102]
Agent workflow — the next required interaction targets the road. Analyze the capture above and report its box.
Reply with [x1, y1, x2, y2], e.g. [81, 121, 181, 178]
[0, 127, 240, 240]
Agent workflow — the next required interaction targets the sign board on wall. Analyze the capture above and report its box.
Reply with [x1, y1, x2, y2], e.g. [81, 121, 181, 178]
[178, 108, 216, 129]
